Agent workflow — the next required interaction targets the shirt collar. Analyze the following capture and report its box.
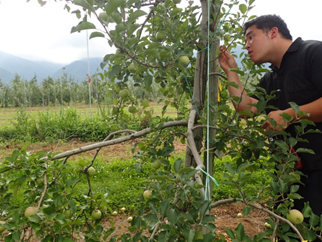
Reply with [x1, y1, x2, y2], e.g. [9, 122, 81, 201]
[269, 37, 303, 71]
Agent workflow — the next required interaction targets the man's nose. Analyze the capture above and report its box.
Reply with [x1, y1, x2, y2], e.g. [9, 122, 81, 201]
[245, 42, 250, 50]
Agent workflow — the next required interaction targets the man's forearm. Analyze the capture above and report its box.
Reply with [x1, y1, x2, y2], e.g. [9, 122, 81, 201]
[285, 97, 322, 123]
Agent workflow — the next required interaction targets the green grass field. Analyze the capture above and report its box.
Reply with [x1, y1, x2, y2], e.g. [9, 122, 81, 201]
[0, 103, 179, 128]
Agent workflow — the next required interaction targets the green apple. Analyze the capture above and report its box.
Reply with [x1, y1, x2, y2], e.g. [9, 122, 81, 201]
[179, 56, 190, 66]
[237, 212, 243, 218]
[64, 210, 72, 219]
[112, 211, 118, 216]
[128, 63, 136, 73]
[119, 89, 129, 99]
[154, 76, 163, 84]
[128, 105, 137, 114]
[25, 206, 38, 218]
[0, 221, 5, 233]
[177, 86, 184, 95]
[99, 12, 108, 22]
[112, 106, 118, 115]
[287, 209, 304, 224]
[156, 31, 166, 41]
[264, 222, 271, 229]
[120, 207, 126, 212]
[143, 190, 152, 200]
[91, 209, 102, 220]
[87, 167, 95, 176]
[127, 216, 133, 222]
[151, 160, 162, 170]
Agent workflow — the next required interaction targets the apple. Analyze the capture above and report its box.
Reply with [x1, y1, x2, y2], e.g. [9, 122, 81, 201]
[112, 106, 118, 115]
[143, 190, 152, 200]
[151, 160, 162, 170]
[154, 76, 163, 84]
[286, 209, 304, 224]
[64, 210, 72, 219]
[179, 56, 190, 66]
[25, 206, 38, 218]
[177, 86, 184, 95]
[264, 222, 271, 229]
[128, 63, 136, 73]
[99, 12, 108, 22]
[119, 89, 129, 99]
[112, 211, 118, 216]
[237, 212, 243, 218]
[156, 31, 166, 41]
[120, 207, 126, 212]
[91, 209, 102, 220]
[127, 216, 133, 222]
[87, 167, 95, 176]
[128, 105, 137, 114]
[0, 221, 5, 233]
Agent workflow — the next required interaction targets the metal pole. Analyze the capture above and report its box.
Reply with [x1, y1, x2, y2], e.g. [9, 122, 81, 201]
[86, 30, 92, 117]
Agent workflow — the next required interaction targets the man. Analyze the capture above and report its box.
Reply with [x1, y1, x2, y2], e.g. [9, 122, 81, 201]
[219, 14, 322, 237]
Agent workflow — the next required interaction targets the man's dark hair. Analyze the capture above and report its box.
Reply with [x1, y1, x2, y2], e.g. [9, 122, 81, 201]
[243, 14, 292, 40]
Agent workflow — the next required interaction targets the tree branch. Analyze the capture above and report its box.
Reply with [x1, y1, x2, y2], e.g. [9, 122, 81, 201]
[51, 121, 187, 160]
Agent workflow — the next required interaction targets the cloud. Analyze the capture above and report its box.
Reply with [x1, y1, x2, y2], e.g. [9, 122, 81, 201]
[0, 0, 321, 64]
[0, 0, 108, 64]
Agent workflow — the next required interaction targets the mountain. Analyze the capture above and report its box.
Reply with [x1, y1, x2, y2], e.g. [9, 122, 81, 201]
[0, 51, 105, 84]
[52, 58, 104, 81]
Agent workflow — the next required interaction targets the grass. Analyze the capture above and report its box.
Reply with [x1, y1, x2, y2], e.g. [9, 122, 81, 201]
[0, 103, 179, 128]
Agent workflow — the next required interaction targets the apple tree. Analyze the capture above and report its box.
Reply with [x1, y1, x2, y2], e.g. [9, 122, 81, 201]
[1, 0, 321, 241]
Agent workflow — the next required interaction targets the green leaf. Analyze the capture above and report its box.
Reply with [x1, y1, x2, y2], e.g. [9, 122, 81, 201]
[224, 228, 235, 239]
[71, 21, 96, 33]
[28, 214, 41, 223]
[235, 223, 245, 241]
[242, 206, 251, 216]
[166, 208, 178, 224]
[239, 4, 247, 14]
[74, 0, 94, 12]
[289, 102, 300, 114]
[237, 162, 254, 173]
[89, 31, 105, 39]
[302, 202, 313, 217]
[224, 162, 236, 175]
[173, 158, 183, 173]
[296, 148, 315, 154]
[127, 24, 140, 36]
[256, 98, 266, 112]
[280, 112, 293, 123]
[160, 198, 170, 217]
[108, 65, 122, 79]
[128, 10, 147, 23]
[105, 0, 126, 15]
[230, 68, 244, 76]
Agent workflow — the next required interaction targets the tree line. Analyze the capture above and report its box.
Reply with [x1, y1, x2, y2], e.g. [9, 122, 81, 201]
[0, 72, 160, 108]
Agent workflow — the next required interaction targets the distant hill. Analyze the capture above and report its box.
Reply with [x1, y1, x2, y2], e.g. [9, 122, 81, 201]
[0, 51, 105, 84]
[52, 58, 104, 81]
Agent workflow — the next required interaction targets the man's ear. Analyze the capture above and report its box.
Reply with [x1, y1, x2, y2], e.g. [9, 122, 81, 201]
[269, 27, 279, 39]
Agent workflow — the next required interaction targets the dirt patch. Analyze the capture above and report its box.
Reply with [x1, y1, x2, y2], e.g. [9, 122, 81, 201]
[107, 203, 268, 240]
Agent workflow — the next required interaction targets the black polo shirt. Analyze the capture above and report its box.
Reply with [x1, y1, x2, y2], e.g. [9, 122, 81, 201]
[258, 37, 322, 171]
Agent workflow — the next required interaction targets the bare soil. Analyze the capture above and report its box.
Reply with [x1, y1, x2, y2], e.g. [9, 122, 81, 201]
[0, 140, 268, 240]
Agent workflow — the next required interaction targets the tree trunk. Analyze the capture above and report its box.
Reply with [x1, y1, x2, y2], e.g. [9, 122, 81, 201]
[185, 0, 219, 199]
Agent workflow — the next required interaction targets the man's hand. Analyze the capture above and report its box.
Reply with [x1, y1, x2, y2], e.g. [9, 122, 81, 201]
[262, 110, 289, 132]
[219, 45, 237, 73]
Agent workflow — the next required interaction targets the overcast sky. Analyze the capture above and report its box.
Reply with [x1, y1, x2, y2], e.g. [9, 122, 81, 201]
[0, 0, 321, 64]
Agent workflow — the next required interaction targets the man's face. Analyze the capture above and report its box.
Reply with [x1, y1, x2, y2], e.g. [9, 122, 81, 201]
[244, 25, 272, 64]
